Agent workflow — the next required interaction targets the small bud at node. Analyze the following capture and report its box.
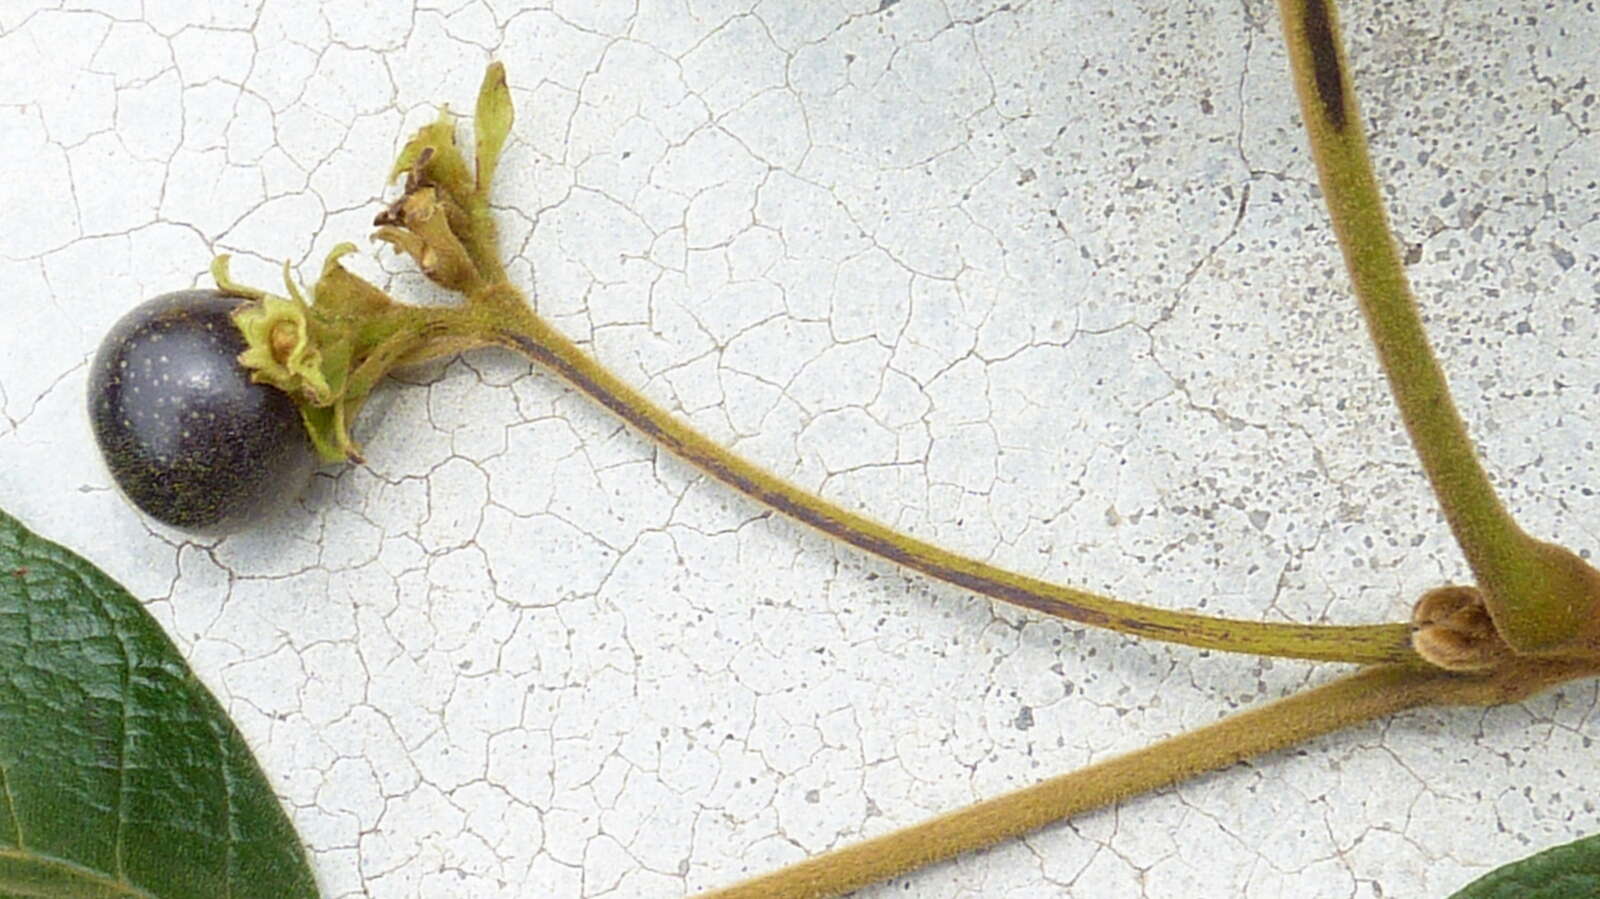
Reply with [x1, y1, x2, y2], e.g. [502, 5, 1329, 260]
[1411, 585, 1509, 671]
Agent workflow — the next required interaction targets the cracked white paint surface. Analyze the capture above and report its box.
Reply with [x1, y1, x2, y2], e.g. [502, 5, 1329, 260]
[3, 1, 1598, 895]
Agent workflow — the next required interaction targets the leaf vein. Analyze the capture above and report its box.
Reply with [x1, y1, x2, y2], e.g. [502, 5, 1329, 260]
[0, 845, 159, 898]
[0, 762, 22, 849]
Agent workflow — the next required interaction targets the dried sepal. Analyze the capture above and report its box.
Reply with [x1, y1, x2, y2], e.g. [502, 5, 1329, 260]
[388, 109, 472, 201]
[232, 293, 334, 407]
[473, 62, 513, 197]
[210, 254, 273, 302]
[372, 186, 479, 291]
[295, 404, 355, 464]
[314, 243, 396, 320]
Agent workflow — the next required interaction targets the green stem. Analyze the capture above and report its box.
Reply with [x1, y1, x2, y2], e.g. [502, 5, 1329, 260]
[1274, 0, 1600, 653]
[483, 298, 1414, 663]
[459, 191, 506, 287]
[698, 663, 1462, 898]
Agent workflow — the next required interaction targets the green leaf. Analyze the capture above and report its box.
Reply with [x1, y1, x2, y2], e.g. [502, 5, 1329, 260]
[0, 508, 318, 898]
[1450, 832, 1600, 898]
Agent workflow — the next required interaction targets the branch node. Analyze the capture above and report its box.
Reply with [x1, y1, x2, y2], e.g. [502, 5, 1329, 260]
[1411, 585, 1509, 671]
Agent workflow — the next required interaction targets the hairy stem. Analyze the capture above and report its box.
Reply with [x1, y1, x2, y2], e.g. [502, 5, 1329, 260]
[1275, 0, 1600, 653]
[482, 299, 1414, 663]
[699, 663, 1465, 898]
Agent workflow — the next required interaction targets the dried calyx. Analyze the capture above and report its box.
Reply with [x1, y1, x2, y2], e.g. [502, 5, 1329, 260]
[220, 65, 517, 465]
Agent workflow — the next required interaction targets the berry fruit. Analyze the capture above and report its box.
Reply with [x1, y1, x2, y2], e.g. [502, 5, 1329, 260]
[88, 290, 317, 533]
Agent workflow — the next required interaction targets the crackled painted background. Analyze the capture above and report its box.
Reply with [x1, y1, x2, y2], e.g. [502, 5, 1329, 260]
[2, 0, 1598, 895]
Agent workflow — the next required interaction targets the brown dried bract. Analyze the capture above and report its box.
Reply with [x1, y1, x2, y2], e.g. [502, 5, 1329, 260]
[1411, 585, 1510, 671]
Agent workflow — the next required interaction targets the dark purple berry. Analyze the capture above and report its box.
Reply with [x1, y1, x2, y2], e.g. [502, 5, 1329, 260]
[88, 289, 317, 533]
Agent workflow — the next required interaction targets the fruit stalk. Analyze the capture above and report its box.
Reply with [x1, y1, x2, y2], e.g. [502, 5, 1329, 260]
[486, 301, 1415, 663]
